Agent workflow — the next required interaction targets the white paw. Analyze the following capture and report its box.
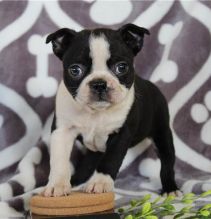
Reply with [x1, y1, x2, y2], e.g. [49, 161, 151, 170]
[84, 171, 114, 193]
[163, 190, 183, 197]
[42, 181, 71, 197]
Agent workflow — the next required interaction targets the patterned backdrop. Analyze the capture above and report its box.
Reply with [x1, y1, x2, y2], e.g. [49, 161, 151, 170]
[0, 0, 211, 217]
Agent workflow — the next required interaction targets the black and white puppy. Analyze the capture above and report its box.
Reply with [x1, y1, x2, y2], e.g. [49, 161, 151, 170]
[43, 24, 179, 197]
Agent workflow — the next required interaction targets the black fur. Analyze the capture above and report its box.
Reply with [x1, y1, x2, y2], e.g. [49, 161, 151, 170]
[47, 24, 178, 194]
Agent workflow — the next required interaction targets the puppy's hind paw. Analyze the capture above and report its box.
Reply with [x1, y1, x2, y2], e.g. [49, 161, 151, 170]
[162, 190, 183, 197]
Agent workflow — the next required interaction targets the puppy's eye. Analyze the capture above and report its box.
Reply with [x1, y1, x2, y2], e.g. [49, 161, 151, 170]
[68, 65, 83, 78]
[115, 62, 129, 75]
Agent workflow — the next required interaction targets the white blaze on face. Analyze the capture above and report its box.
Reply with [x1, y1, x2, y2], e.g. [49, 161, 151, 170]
[89, 34, 110, 72]
[76, 34, 130, 110]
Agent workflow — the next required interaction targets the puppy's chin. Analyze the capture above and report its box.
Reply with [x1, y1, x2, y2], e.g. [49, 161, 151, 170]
[88, 101, 111, 110]
[75, 96, 110, 111]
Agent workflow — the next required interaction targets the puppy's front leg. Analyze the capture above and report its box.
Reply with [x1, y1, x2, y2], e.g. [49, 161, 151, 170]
[84, 126, 132, 193]
[43, 127, 77, 197]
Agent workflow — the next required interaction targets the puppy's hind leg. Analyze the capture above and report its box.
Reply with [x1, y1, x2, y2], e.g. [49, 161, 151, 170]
[153, 127, 179, 195]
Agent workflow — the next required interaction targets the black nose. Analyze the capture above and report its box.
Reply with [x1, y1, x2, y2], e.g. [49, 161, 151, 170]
[89, 79, 107, 93]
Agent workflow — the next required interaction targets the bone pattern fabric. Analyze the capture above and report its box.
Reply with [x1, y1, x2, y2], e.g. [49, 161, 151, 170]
[0, 0, 211, 217]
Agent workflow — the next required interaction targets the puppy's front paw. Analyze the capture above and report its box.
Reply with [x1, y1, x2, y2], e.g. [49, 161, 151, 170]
[42, 181, 71, 197]
[84, 171, 114, 193]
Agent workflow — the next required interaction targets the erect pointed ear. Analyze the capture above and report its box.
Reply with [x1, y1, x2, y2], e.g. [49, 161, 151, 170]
[118, 23, 150, 56]
[46, 28, 77, 60]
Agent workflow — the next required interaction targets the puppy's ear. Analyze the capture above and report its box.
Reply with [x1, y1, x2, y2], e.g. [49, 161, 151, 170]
[46, 28, 77, 60]
[119, 23, 150, 56]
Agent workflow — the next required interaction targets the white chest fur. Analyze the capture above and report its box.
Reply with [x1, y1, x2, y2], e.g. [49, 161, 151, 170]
[55, 81, 134, 152]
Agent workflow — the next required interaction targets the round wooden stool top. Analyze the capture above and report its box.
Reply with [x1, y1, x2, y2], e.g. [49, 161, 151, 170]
[30, 191, 115, 216]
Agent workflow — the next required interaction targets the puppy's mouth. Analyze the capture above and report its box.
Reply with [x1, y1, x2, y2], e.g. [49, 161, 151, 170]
[91, 91, 109, 102]
[75, 92, 112, 110]
[88, 91, 111, 109]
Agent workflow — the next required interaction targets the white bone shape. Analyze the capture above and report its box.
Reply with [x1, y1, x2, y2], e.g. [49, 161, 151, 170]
[90, 0, 132, 25]
[150, 22, 183, 83]
[191, 90, 211, 145]
[138, 158, 162, 191]
[26, 34, 58, 98]
[0, 115, 3, 128]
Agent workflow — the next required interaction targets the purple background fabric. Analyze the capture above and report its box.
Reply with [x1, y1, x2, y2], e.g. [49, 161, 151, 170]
[0, 0, 211, 216]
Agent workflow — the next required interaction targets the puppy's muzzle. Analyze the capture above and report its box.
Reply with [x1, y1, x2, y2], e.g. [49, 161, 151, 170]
[89, 79, 108, 101]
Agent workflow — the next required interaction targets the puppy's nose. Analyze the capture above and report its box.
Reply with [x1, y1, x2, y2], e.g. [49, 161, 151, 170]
[89, 79, 107, 93]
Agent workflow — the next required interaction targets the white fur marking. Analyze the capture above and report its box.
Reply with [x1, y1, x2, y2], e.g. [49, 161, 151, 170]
[89, 35, 110, 72]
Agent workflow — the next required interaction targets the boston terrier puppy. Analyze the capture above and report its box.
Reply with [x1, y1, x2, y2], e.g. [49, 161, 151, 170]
[43, 24, 180, 197]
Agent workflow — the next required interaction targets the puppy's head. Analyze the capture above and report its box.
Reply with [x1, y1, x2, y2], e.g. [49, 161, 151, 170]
[46, 24, 149, 110]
